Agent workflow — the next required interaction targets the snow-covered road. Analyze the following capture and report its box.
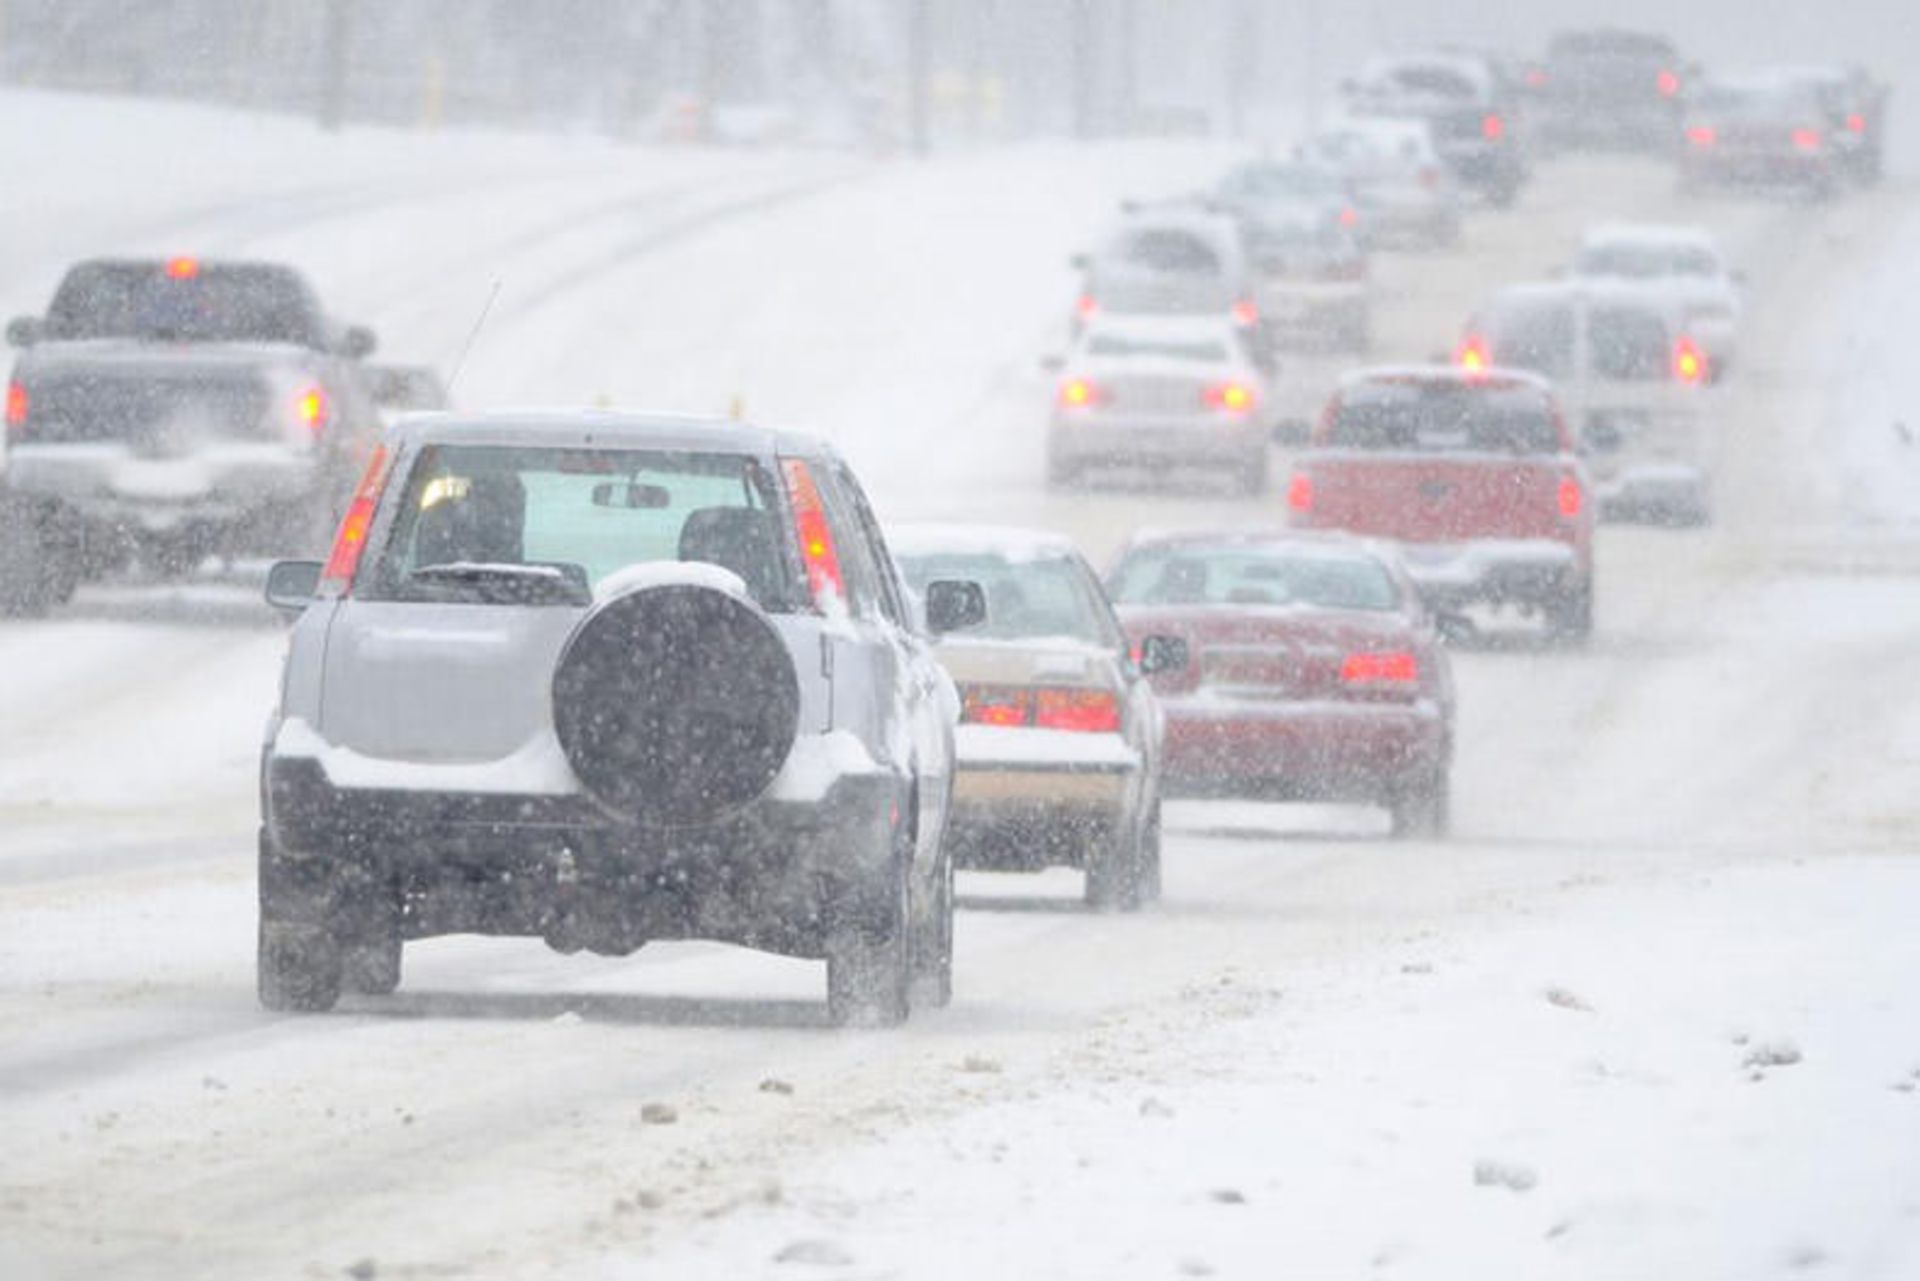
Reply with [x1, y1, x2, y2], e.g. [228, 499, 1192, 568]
[3, 91, 1919, 1279]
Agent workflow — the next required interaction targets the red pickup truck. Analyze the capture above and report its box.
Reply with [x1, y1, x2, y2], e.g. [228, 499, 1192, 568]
[1286, 366, 1594, 639]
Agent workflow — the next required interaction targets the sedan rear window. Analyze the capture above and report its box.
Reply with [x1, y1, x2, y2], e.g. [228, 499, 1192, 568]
[1084, 334, 1230, 362]
[363, 445, 796, 608]
[1327, 382, 1563, 454]
[895, 551, 1115, 646]
[1109, 547, 1400, 612]
[1106, 230, 1224, 276]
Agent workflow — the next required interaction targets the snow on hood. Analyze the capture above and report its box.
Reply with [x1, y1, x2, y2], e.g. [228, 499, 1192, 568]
[593, 560, 749, 603]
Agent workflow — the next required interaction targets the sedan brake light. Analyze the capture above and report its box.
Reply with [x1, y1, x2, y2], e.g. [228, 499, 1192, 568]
[1059, 377, 1106, 409]
[318, 444, 392, 594]
[1231, 298, 1259, 327]
[1791, 127, 1823, 152]
[1656, 69, 1681, 98]
[1847, 112, 1867, 134]
[1455, 335, 1490, 373]
[297, 385, 329, 437]
[1672, 335, 1708, 385]
[1076, 293, 1099, 321]
[1685, 125, 1716, 148]
[1202, 382, 1255, 415]
[962, 685, 1032, 727]
[1481, 113, 1505, 141]
[1035, 688, 1121, 733]
[780, 458, 844, 609]
[164, 256, 200, 280]
[1340, 651, 1418, 685]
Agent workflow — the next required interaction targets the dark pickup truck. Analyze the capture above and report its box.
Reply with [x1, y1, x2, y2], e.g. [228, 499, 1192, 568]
[0, 257, 383, 613]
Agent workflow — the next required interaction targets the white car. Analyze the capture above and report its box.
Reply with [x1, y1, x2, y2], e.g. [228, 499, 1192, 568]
[1046, 316, 1272, 494]
[1300, 117, 1461, 250]
[1570, 224, 1743, 378]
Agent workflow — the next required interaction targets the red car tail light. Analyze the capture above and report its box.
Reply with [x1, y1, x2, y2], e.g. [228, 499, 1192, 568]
[1791, 127, 1823, 151]
[1656, 69, 1681, 98]
[962, 685, 1033, 727]
[5, 380, 27, 437]
[1847, 112, 1867, 134]
[1340, 651, 1418, 686]
[1672, 335, 1708, 385]
[1482, 113, 1505, 141]
[1231, 298, 1259, 327]
[1202, 382, 1255, 415]
[318, 444, 393, 594]
[1455, 335, 1490, 372]
[1558, 475, 1584, 519]
[165, 256, 200, 280]
[1685, 125, 1717, 147]
[780, 458, 844, 609]
[1286, 472, 1314, 514]
[1035, 688, 1121, 733]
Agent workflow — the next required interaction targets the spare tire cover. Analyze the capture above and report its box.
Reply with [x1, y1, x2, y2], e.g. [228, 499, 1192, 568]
[552, 583, 800, 825]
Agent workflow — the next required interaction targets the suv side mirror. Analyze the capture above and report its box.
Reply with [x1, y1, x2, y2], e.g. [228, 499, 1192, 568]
[339, 325, 378, 360]
[265, 559, 323, 612]
[7, 316, 41, 348]
[1136, 634, 1188, 674]
[923, 579, 986, 634]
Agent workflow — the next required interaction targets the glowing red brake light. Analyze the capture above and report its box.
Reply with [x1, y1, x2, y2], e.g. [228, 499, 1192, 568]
[318, 445, 392, 593]
[1455, 336, 1490, 373]
[1482, 113, 1505, 141]
[962, 685, 1032, 727]
[1558, 475, 1584, 519]
[1847, 112, 1867, 134]
[780, 458, 844, 608]
[1286, 472, 1314, 514]
[297, 386, 329, 436]
[1340, 651, 1418, 685]
[1791, 127, 1823, 151]
[1231, 298, 1259, 327]
[5, 381, 26, 434]
[1673, 335, 1708, 385]
[1338, 205, 1360, 229]
[1525, 68, 1548, 88]
[1203, 382, 1255, 414]
[164, 256, 200, 280]
[1034, 688, 1121, 733]
[1685, 125, 1716, 148]
[1656, 69, 1681, 98]
[1059, 377, 1102, 409]
[1076, 294, 1098, 322]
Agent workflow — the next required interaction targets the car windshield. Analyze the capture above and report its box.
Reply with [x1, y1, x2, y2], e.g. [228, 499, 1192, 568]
[1328, 381, 1563, 453]
[1577, 243, 1720, 278]
[44, 262, 325, 346]
[363, 444, 793, 608]
[1109, 545, 1400, 611]
[895, 550, 1114, 644]
[1083, 332, 1231, 362]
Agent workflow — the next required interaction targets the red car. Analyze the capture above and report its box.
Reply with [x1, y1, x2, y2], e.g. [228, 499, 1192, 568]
[1286, 366, 1594, 639]
[1108, 530, 1455, 837]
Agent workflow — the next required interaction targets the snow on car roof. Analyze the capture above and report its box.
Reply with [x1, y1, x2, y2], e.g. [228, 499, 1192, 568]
[886, 523, 1082, 565]
[1117, 525, 1401, 568]
[1337, 363, 1553, 394]
[1580, 223, 1721, 252]
[1487, 278, 1692, 316]
[390, 408, 830, 458]
[1356, 52, 1494, 93]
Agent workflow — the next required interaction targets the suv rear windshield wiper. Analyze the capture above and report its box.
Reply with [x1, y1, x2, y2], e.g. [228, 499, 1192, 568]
[406, 562, 590, 606]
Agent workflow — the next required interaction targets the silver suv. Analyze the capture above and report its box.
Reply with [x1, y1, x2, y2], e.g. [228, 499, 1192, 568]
[258, 412, 984, 1026]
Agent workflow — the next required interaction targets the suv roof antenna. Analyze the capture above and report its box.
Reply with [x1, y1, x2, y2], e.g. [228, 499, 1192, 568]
[442, 278, 502, 403]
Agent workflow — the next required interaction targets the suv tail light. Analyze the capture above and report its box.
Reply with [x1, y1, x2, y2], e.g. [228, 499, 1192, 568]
[1656, 69, 1681, 98]
[780, 458, 844, 609]
[1685, 125, 1716, 148]
[962, 685, 1031, 727]
[1481, 113, 1505, 141]
[1558, 475, 1584, 519]
[1455, 335, 1490, 372]
[5, 380, 27, 439]
[1202, 382, 1255, 415]
[1791, 127, 1823, 152]
[1847, 112, 1867, 134]
[1672, 335, 1708, 385]
[1340, 651, 1418, 686]
[318, 444, 392, 594]
[1286, 472, 1314, 514]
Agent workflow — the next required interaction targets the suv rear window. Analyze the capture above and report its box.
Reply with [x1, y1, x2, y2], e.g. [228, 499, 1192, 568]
[1486, 301, 1574, 378]
[1106, 229, 1224, 276]
[45, 262, 326, 347]
[1109, 545, 1400, 611]
[364, 445, 796, 609]
[1588, 306, 1671, 381]
[1327, 381, 1563, 454]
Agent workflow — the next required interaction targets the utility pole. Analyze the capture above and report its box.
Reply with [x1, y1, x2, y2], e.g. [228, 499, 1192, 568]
[318, 0, 351, 131]
[907, 0, 930, 156]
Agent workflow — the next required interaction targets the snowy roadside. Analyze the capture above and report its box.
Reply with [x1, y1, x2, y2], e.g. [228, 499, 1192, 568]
[633, 856, 1920, 1281]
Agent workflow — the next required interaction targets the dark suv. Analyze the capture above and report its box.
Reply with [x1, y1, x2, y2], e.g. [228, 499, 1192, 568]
[0, 257, 383, 613]
[257, 411, 984, 1026]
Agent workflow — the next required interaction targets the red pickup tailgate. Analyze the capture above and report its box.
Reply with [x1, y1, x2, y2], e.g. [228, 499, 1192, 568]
[1298, 451, 1575, 543]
